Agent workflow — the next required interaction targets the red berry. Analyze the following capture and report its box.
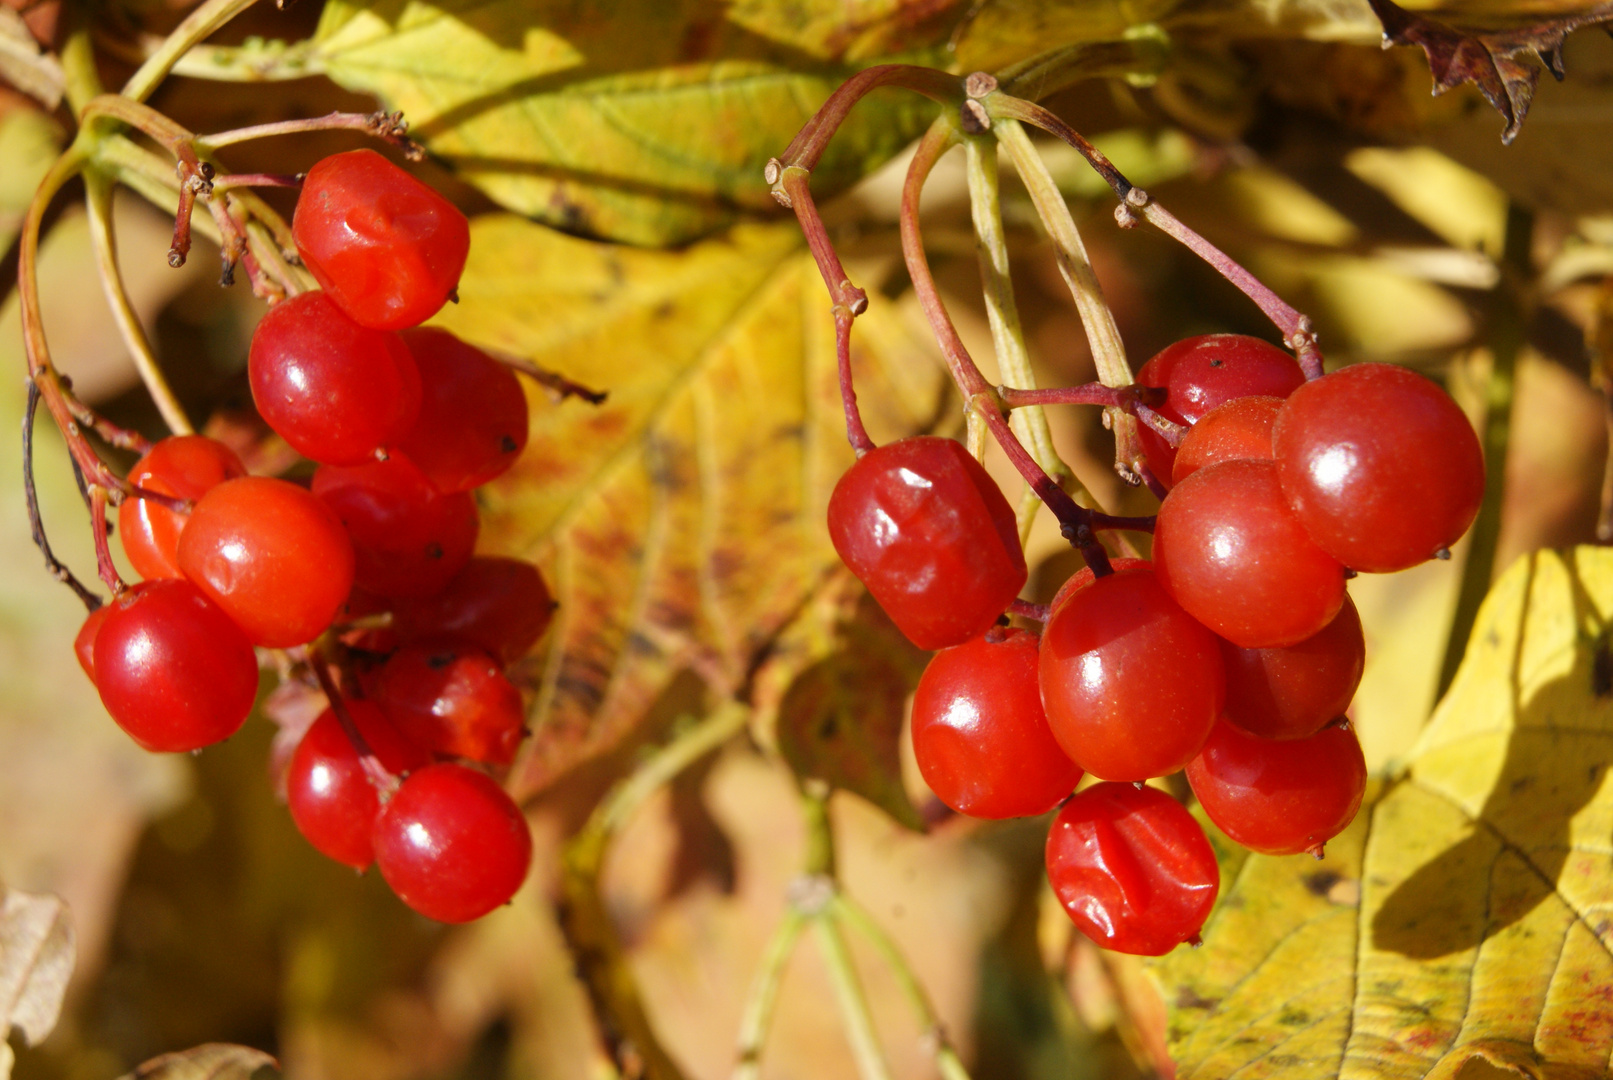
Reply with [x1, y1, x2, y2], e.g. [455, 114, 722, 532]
[1153, 459, 1346, 649]
[395, 328, 528, 492]
[373, 763, 532, 923]
[293, 149, 470, 331]
[1045, 782, 1219, 955]
[1273, 362, 1484, 572]
[286, 700, 430, 870]
[118, 436, 246, 580]
[375, 639, 525, 765]
[910, 628, 1082, 819]
[827, 437, 1025, 650]
[1221, 595, 1364, 741]
[92, 580, 259, 752]
[1038, 568, 1223, 781]
[1186, 718, 1367, 856]
[1170, 395, 1281, 485]
[312, 456, 479, 598]
[248, 291, 422, 466]
[176, 476, 355, 647]
[1047, 556, 1152, 615]
[1135, 335, 1305, 486]
[391, 557, 555, 663]
[75, 604, 112, 683]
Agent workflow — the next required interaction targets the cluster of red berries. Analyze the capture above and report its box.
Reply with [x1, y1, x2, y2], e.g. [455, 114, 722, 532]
[73, 149, 542, 924]
[829, 334, 1484, 955]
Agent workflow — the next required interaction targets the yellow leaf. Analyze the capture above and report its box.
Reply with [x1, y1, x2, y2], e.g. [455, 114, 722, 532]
[431, 218, 944, 798]
[311, 0, 934, 245]
[1154, 546, 1613, 1079]
[115, 1043, 276, 1080]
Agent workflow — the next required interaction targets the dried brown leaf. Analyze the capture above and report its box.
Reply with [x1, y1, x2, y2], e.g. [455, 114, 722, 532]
[115, 1043, 277, 1080]
[0, 887, 73, 1080]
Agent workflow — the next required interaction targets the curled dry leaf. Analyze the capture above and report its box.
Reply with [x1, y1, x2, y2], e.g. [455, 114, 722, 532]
[0, 887, 73, 1080]
[1369, 0, 1613, 144]
[115, 1043, 277, 1080]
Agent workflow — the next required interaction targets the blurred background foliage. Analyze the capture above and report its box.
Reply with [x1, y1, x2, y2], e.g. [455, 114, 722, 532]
[3, 0, 1613, 1077]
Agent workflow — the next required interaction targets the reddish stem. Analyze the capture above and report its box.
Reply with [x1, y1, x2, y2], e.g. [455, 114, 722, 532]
[211, 172, 303, 191]
[308, 646, 399, 797]
[1010, 599, 1051, 623]
[1000, 383, 1165, 410]
[200, 110, 422, 159]
[23, 384, 102, 611]
[773, 65, 961, 174]
[1135, 404, 1187, 448]
[88, 487, 125, 594]
[835, 308, 875, 453]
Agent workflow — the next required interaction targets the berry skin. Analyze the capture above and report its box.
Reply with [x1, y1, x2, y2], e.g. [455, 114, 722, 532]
[1273, 362, 1484, 572]
[286, 701, 430, 870]
[1045, 782, 1219, 955]
[92, 580, 259, 752]
[248, 290, 422, 466]
[1153, 459, 1347, 649]
[1135, 335, 1305, 486]
[396, 328, 528, 493]
[1186, 718, 1367, 856]
[312, 456, 479, 598]
[1171, 395, 1281, 486]
[373, 763, 532, 923]
[1038, 568, 1223, 781]
[910, 628, 1082, 819]
[293, 150, 471, 331]
[827, 437, 1026, 651]
[119, 436, 247, 580]
[375, 638, 525, 765]
[1048, 556, 1152, 615]
[177, 476, 356, 647]
[391, 556, 556, 663]
[1221, 595, 1364, 741]
[75, 604, 112, 682]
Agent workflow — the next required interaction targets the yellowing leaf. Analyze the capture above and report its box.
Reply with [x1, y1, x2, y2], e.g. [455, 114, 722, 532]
[723, 0, 957, 63]
[115, 1043, 276, 1080]
[432, 218, 944, 799]
[1154, 546, 1613, 1079]
[312, 0, 934, 245]
[0, 887, 73, 1080]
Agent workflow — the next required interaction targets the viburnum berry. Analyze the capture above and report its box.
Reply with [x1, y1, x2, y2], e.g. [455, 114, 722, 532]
[1273, 362, 1484, 572]
[1170, 395, 1282, 486]
[395, 328, 528, 493]
[176, 476, 355, 647]
[1048, 556, 1151, 614]
[92, 580, 259, 752]
[827, 437, 1025, 651]
[312, 456, 479, 598]
[248, 290, 422, 466]
[1186, 718, 1367, 856]
[1134, 334, 1305, 486]
[293, 149, 471, 331]
[391, 556, 555, 663]
[1153, 459, 1347, 649]
[374, 638, 525, 765]
[1221, 595, 1364, 741]
[373, 763, 532, 923]
[286, 700, 430, 870]
[75, 604, 113, 682]
[1038, 567, 1223, 781]
[910, 628, 1082, 819]
[1045, 782, 1220, 955]
[118, 435, 246, 580]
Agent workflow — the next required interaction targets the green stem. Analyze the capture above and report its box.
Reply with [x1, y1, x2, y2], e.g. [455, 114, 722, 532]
[815, 914, 896, 1080]
[121, 0, 263, 103]
[57, 23, 105, 115]
[1436, 203, 1530, 700]
[732, 908, 808, 1080]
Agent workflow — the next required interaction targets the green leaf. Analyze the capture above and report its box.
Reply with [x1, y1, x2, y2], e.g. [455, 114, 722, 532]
[1153, 546, 1613, 1079]
[311, 0, 936, 245]
[431, 217, 945, 799]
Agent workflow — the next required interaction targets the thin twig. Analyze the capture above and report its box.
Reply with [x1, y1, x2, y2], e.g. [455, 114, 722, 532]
[308, 645, 398, 794]
[732, 908, 809, 1080]
[121, 0, 263, 103]
[497, 355, 609, 405]
[816, 914, 896, 1080]
[199, 110, 422, 159]
[22, 383, 102, 611]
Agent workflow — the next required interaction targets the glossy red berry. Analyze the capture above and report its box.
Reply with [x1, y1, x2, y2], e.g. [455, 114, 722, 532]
[293, 149, 471, 331]
[1186, 718, 1367, 856]
[312, 457, 479, 598]
[92, 580, 259, 752]
[1038, 568, 1223, 781]
[248, 291, 421, 465]
[395, 328, 528, 492]
[1045, 782, 1219, 955]
[1153, 459, 1346, 649]
[1135, 335, 1305, 486]
[176, 476, 355, 647]
[373, 763, 532, 923]
[375, 639, 525, 765]
[286, 700, 430, 870]
[118, 436, 247, 580]
[827, 437, 1025, 650]
[1048, 556, 1151, 615]
[1274, 362, 1484, 572]
[391, 557, 555, 663]
[1171, 395, 1281, 486]
[910, 628, 1082, 819]
[1221, 595, 1364, 741]
[75, 604, 112, 682]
